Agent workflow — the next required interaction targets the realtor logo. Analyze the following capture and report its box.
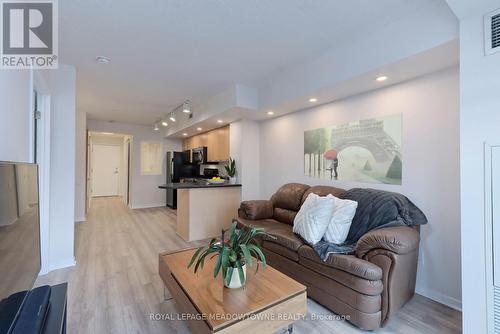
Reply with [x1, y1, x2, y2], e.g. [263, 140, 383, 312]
[1, 0, 58, 69]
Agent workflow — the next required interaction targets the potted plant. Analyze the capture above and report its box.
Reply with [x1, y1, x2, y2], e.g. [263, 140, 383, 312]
[225, 157, 237, 184]
[188, 221, 273, 288]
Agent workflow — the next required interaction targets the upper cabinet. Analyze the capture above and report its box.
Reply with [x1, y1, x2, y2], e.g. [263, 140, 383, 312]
[183, 125, 230, 162]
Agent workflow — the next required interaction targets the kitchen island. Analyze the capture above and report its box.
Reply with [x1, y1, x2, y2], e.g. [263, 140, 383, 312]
[158, 182, 242, 242]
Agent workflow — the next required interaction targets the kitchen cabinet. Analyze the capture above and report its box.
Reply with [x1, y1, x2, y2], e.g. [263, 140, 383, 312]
[183, 137, 192, 151]
[208, 126, 229, 162]
[183, 125, 229, 162]
[207, 131, 217, 162]
[186, 133, 207, 149]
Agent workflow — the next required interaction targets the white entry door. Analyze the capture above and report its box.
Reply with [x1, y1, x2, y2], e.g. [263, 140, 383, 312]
[92, 145, 121, 197]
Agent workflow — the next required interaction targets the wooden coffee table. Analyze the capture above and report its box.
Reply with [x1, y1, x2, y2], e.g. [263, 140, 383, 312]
[159, 248, 307, 334]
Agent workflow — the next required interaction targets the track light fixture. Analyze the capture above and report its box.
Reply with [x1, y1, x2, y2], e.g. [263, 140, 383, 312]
[183, 100, 191, 113]
[153, 99, 191, 129]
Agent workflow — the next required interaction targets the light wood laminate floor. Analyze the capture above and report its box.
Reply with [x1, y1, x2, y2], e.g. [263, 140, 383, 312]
[36, 197, 462, 334]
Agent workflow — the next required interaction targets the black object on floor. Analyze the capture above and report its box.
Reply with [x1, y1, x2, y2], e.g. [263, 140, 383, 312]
[0, 291, 29, 334]
[11, 285, 51, 334]
[0, 283, 67, 334]
[40, 284, 67, 334]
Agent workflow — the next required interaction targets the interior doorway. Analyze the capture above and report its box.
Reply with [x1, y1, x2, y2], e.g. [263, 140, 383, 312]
[87, 132, 132, 205]
[92, 145, 121, 196]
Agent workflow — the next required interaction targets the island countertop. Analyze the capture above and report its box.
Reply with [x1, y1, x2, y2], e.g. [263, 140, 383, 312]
[160, 183, 242, 242]
[158, 182, 242, 190]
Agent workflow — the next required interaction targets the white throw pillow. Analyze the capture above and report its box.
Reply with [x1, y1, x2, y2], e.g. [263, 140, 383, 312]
[293, 193, 336, 245]
[323, 196, 358, 244]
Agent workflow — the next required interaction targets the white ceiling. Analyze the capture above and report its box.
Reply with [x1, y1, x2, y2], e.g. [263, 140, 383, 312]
[444, 0, 498, 19]
[167, 41, 459, 139]
[59, 0, 436, 125]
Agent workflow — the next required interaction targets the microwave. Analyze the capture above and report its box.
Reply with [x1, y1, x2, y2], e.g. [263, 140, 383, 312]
[192, 147, 207, 164]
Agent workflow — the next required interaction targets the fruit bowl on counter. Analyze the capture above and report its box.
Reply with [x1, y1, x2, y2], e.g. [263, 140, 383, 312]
[207, 177, 226, 184]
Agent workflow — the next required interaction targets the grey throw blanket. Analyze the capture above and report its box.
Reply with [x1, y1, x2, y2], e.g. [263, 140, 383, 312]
[313, 188, 428, 261]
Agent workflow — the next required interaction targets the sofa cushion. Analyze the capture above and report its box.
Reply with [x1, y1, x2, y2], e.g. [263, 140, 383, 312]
[298, 245, 382, 281]
[235, 217, 304, 249]
[302, 185, 346, 204]
[262, 241, 299, 261]
[271, 183, 310, 211]
[237, 217, 303, 260]
[235, 218, 284, 234]
[265, 225, 304, 252]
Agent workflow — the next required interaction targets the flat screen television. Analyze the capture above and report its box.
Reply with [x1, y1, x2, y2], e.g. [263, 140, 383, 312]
[0, 162, 40, 332]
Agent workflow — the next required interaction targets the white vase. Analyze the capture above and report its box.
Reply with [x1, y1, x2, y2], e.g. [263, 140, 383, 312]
[224, 264, 246, 289]
[229, 177, 237, 184]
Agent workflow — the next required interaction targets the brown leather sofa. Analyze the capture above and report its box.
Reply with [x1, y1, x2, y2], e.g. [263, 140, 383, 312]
[236, 183, 420, 330]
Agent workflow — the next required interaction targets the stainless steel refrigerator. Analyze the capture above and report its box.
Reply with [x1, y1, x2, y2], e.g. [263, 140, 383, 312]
[165, 151, 198, 209]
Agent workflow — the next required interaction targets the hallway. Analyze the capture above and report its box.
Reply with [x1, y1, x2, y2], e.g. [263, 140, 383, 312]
[36, 198, 461, 334]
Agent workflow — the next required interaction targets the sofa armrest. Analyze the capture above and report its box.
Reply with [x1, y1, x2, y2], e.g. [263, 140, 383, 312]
[238, 200, 274, 220]
[356, 226, 420, 325]
[355, 226, 420, 258]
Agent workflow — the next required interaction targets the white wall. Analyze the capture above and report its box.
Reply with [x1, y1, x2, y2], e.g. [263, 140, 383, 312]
[259, 67, 461, 309]
[0, 66, 77, 273]
[230, 120, 260, 200]
[40, 65, 77, 271]
[91, 134, 125, 145]
[0, 71, 32, 162]
[444, 1, 500, 331]
[87, 120, 182, 208]
[75, 110, 87, 222]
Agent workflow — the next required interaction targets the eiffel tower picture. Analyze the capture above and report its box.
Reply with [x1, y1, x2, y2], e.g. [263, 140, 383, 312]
[304, 114, 402, 184]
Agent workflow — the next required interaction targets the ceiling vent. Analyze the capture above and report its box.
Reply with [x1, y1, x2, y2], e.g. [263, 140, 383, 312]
[485, 8, 500, 55]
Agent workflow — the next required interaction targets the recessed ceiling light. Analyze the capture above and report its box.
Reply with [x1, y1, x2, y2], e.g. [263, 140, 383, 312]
[182, 133, 188, 136]
[169, 112, 176, 122]
[161, 120, 168, 127]
[95, 56, 111, 64]
[217, 119, 223, 123]
[153, 124, 159, 131]
[308, 98, 318, 103]
[197, 127, 202, 131]
[376, 76, 388, 82]
[267, 111, 274, 116]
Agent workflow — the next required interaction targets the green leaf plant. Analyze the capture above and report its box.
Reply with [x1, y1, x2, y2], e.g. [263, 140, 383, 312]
[224, 157, 237, 178]
[188, 220, 275, 286]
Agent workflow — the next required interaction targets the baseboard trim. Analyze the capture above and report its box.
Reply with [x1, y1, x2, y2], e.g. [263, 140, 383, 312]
[75, 216, 86, 223]
[39, 266, 49, 276]
[48, 257, 76, 273]
[416, 286, 462, 311]
[129, 203, 166, 210]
